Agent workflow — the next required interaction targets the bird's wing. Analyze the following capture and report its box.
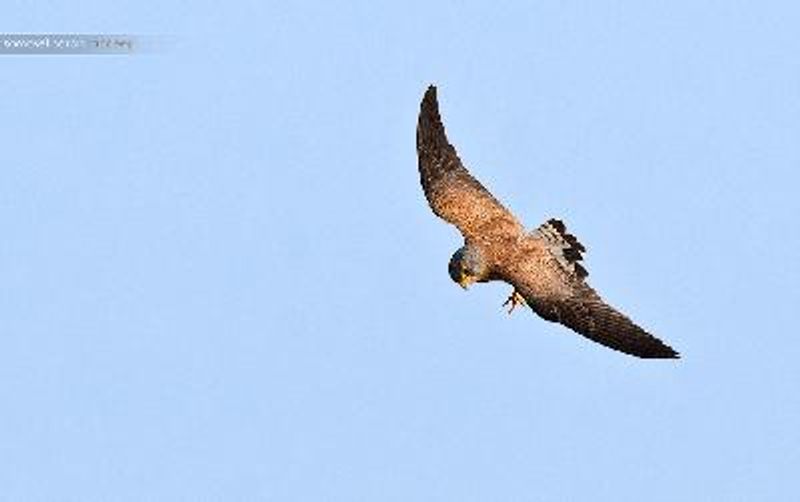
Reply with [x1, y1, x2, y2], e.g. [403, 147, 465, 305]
[502, 220, 679, 359]
[416, 85, 522, 242]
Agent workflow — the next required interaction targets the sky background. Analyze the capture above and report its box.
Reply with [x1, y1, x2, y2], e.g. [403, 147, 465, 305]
[2, 1, 799, 500]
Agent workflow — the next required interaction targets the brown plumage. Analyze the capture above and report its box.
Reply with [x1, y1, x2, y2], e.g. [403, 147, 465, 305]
[416, 85, 679, 359]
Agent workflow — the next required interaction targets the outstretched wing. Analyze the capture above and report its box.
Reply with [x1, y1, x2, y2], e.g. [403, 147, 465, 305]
[532, 283, 679, 358]
[503, 221, 679, 359]
[416, 85, 522, 241]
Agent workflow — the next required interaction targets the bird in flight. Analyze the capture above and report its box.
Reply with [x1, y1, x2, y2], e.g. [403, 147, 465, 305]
[416, 85, 679, 359]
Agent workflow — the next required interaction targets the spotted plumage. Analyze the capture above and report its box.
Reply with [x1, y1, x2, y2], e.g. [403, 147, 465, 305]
[416, 85, 679, 359]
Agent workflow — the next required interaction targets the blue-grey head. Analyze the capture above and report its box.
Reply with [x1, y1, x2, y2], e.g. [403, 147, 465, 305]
[448, 244, 489, 289]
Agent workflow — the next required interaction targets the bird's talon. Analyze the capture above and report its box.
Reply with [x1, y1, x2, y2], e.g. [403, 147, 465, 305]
[503, 290, 527, 314]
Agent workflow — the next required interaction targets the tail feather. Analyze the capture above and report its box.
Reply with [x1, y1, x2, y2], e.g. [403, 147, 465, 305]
[534, 218, 588, 279]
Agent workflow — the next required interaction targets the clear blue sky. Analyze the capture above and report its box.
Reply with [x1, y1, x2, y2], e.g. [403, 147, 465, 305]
[2, 1, 799, 500]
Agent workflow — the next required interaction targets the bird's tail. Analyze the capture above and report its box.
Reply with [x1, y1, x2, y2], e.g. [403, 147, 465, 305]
[533, 218, 588, 279]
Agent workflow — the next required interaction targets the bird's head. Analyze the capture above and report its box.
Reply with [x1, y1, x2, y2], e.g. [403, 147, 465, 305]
[448, 245, 489, 289]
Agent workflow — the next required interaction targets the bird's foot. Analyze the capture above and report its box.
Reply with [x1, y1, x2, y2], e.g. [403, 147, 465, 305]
[502, 290, 527, 314]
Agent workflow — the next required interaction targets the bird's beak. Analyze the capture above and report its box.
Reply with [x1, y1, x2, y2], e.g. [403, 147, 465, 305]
[458, 275, 472, 289]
